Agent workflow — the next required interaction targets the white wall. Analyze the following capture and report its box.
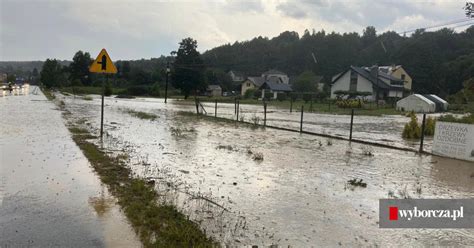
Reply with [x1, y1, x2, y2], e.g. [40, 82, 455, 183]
[330, 71, 374, 100]
[396, 94, 435, 112]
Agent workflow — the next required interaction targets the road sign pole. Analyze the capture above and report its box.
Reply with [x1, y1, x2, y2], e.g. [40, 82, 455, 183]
[100, 75, 106, 139]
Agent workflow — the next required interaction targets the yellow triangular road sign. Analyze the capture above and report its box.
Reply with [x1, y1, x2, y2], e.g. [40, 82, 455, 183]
[89, 48, 117, 74]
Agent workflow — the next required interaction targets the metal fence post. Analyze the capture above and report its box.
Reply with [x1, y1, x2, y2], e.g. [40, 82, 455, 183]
[349, 109, 354, 141]
[300, 105, 304, 133]
[290, 98, 293, 113]
[236, 100, 239, 121]
[214, 99, 217, 117]
[264, 101, 267, 126]
[419, 113, 426, 153]
[234, 98, 237, 114]
[195, 98, 199, 114]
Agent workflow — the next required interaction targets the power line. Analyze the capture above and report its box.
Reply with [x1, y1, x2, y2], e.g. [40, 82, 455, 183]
[397, 18, 472, 34]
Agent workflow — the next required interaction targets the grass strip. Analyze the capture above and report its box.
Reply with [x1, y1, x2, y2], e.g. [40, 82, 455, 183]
[124, 109, 159, 120]
[69, 127, 215, 247]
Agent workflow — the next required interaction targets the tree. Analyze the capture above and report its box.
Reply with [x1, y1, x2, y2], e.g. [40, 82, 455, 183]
[121, 61, 131, 80]
[293, 70, 319, 92]
[69, 51, 92, 85]
[6, 74, 16, 83]
[361, 26, 377, 47]
[40, 59, 64, 88]
[171, 38, 206, 98]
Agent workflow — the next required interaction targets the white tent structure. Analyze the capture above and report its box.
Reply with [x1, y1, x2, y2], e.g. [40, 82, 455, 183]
[396, 94, 436, 113]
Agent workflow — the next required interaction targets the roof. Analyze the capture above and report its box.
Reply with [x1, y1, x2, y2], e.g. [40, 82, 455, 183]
[260, 82, 292, 92]
[207, 85, 222, 90]
[332, 66, 403, 90]
[228, 70, 244, 77]
[245, 77, 265, 87]
[262, 69, 286, 76]
[379, 65, 402, 75]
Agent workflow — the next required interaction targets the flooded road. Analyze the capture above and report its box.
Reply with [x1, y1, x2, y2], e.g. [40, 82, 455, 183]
[0, 87, 140, 247]
[59, 94, 474, 246]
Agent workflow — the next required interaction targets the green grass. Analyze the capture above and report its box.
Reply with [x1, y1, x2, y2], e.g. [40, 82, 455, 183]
[123, 109, 158, 120]
[68, 126, 214, 247]
[185, 97, 401, 116]
[438, 114, 474, 124]
[41, 87, 56, 100]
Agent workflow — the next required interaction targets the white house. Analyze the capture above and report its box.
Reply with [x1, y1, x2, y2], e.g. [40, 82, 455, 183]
[241, 69, 292, 98]
[330, 66, 405, 101]
[396, 94, 436, 113]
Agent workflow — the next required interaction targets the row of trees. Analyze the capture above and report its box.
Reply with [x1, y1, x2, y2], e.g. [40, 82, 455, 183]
[39, 38, 228, 98]
[203, 25, 474, 97]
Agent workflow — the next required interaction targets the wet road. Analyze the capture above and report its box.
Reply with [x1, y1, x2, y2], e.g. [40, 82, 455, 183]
[60, 94, 474, 247]
[0, 87, 140, 247]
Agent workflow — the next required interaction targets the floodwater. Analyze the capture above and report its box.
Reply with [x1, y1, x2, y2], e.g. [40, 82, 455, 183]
[0, 87, 140, 247]
[58, 94, 474, 247]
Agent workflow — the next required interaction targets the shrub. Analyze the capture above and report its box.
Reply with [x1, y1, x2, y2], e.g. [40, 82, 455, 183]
[244, 88, 256, 99]
[424, 116, 436, 136]
[302, 93, 313, 103]
[104, 81, 113, 96]
[277, 93, 287, 101]
[402, 114, 421, 139]
[150, 83, 160, 97]
[336, 99, 362, 108]
[263, 91, 273, 100]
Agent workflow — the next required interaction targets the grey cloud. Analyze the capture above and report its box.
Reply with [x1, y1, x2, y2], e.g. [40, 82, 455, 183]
[276, 2, 307, 19]
[224, 0, 264, 14]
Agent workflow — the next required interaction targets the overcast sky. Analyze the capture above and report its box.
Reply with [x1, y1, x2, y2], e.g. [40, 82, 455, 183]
[0, 0, 470, 61]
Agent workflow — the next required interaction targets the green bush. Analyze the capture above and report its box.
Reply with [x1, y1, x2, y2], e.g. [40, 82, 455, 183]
[150, 83, 160, 97]
[302, 93, 313, 103]
[104, 81, 113, 96]
[127, 85, 149, 96]
[277, 93, 287, 101]
[263, 91, 273, 100]
[402, 114, 421, 139]
[244, 88, 256, 99]
[335, 99, 362, 108]
[424, 116, 436, 136]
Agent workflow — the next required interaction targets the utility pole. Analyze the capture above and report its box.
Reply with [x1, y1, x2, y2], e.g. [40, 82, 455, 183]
[165, 62, 170, 104]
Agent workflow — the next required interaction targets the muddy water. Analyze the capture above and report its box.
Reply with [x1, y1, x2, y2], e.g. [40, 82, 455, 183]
[61, 94, 474, 246]
[0, 87, 140, 247]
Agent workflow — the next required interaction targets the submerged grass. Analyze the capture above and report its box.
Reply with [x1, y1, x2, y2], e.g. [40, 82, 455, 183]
[124, 109, 158, 120]
[68, 126, 215, 247]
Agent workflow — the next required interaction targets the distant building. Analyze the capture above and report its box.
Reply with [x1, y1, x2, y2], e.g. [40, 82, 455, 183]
[330, 66, 405, 101]
[228, 70, 245, 82]
[378, 65, 412, 93]
[241, 70, 292, 99]
[241, 77, 263, 96]
[206, 85, 222, 97]
[260, 80, 292, 99]
[261, 69, 289, 85]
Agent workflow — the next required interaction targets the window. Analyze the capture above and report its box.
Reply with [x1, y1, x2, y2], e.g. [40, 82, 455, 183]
[247, 82, 251, 87]
[349, 70, 357, 92]
[401, 74, 406, 80]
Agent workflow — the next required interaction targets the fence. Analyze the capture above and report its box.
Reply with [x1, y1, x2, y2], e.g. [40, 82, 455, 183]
[188, 98, 431, 155]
